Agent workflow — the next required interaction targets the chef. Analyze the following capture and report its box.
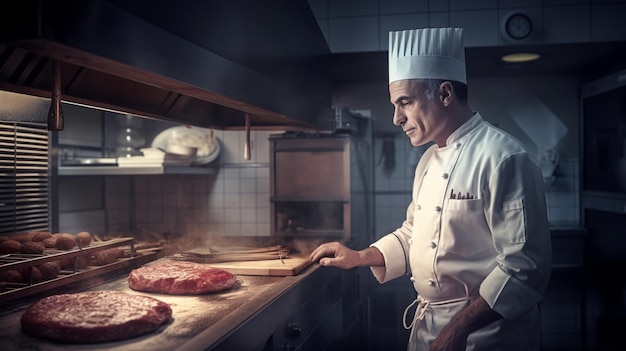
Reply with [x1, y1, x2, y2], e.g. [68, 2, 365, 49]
[310, 27, 552, 351]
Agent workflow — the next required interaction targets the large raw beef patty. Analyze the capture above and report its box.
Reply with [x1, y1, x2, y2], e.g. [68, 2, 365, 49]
[128, 260, 237, 295]
[20, 291, 172, 343]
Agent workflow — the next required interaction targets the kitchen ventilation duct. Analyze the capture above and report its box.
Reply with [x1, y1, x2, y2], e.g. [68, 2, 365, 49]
[0, 0, 332, 131]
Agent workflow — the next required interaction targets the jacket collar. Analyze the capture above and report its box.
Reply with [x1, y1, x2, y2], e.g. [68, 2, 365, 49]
[445, 112, 482, 146]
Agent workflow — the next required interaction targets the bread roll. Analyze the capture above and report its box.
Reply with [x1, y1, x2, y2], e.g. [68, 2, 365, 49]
[56, 256, 89, 270]
[93, 248, 123, 265]
[76, 255, 91, 269]
[38, 262, 61, 280]
[11, 232, 36, 243]
[20, 241, 45, 254]
[31, 231, 52, 242]
[53, 233, 76, 250]
[0, 240, 21, 254]
[75, 231, 92, 247]
[0, 269, 24, 283]
[21, 266, 43, 284]
[42, 237, 57, 248]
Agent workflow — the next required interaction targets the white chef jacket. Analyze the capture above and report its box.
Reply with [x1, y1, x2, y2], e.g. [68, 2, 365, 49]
[371, 113, 552, 350]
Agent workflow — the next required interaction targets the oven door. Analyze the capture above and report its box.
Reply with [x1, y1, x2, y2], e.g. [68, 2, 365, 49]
[270, 136, 351, 242]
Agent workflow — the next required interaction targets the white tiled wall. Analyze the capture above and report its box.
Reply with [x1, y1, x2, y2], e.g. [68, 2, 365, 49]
[372, 136, 414, 238]
[308, 0, 626, 52]
[546, 157, 581, 226]
[100, 130, 274, 239]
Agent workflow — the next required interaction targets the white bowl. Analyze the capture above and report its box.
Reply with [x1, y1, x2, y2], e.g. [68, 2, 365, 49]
[152, 126, 221, 165]
[166, 144, 197, 157]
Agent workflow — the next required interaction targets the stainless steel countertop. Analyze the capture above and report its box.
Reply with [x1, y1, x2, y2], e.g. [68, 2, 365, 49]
[0, 259, 321, 351]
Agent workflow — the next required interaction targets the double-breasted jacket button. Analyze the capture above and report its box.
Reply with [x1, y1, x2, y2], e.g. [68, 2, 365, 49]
[408, 238, 414, 245]
[434, 205, 442, 212]
[429, 241, 436, 249]
[410, 276, 416, 282]
[442, 173, 449, 179]
[427, 279, 435, 286]
[416, 204, 422, 210]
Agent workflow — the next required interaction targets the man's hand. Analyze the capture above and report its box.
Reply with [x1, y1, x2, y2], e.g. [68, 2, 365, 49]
[309, 242, 384, 269]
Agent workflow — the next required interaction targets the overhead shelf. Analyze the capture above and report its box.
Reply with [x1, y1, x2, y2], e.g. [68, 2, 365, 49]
[58, 166, 218, 176]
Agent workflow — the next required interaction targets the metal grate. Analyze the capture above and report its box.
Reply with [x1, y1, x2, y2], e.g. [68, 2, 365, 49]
[0, 122, 49, 235]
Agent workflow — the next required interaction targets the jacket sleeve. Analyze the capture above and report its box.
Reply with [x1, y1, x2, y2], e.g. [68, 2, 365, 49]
[479, 152, 552, 319]
[369, 203, 413, 283]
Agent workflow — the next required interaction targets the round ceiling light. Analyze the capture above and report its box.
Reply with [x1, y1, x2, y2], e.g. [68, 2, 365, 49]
[501, 52, 541, 63]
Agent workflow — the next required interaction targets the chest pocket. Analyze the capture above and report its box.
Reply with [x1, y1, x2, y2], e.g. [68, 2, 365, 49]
[440, 198, 492, 257]
[503, 198, 527, 244]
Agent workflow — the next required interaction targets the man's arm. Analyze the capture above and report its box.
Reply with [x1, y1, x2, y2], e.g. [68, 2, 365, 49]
[429, 296, 502, 351]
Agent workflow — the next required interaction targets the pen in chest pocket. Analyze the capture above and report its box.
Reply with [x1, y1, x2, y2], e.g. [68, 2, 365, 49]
[450, 189, 474, 199]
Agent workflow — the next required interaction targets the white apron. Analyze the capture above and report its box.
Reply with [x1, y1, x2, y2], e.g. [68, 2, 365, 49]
[403, 295, 541, 351]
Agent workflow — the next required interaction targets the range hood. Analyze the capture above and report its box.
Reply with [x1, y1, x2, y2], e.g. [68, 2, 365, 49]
[0, 0, 332, 131]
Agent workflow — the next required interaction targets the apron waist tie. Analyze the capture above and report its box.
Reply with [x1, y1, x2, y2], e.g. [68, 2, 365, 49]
[402, 295, 472, 330]
[403, 297, 428, 330]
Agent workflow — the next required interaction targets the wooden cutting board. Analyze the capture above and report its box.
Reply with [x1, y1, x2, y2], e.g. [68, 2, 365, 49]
[207, 255, 313, 276]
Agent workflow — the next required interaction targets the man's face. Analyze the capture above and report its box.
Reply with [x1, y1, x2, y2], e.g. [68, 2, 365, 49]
[389, 79, 445, 147]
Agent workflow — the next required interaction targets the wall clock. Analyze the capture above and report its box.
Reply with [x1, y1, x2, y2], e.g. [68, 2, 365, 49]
[505, 13, 533, 40]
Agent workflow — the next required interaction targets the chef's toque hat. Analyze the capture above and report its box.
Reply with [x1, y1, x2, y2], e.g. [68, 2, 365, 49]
[388, 27, 466, 84]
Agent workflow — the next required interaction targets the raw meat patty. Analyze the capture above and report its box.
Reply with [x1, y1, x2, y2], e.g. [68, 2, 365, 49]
[128, 260, 237, 295]
[20, 291, 172, 343]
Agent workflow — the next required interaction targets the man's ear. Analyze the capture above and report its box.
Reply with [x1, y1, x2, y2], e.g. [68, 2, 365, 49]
[439, 81, 453, 106]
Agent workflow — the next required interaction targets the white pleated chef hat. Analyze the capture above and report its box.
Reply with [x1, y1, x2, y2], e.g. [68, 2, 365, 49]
[388, 27, 466, 84]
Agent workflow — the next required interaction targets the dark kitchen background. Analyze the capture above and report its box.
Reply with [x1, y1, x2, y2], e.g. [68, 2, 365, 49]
[1, 0, 626, 350]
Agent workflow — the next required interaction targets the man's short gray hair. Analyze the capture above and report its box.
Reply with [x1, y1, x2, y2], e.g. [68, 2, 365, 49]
[418, 79, 469, 103]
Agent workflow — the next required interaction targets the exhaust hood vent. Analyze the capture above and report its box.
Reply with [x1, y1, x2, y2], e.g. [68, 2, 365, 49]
[0, 0, 332, 131]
